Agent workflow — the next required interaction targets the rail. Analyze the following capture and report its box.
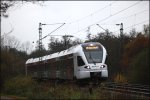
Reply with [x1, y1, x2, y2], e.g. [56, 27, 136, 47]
[102, 82, 150, 97]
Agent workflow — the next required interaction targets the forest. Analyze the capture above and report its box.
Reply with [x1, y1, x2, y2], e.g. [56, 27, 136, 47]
[1, 23, 149, 100]
[1, 24, 149, 87]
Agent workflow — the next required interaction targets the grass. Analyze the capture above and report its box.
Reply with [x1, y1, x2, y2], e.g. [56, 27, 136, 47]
[1, 76, 150, 99]
[1, 94, 27, 99]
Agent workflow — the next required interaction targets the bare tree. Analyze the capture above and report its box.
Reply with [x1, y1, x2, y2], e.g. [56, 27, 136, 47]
[143, 24, 149, 37]
[2, 35, 20, 50]
[1, 28, 14, 48]
[129, 28, 137, 39]
[0, 0, 44, 18]
[21, 41, 33, 54]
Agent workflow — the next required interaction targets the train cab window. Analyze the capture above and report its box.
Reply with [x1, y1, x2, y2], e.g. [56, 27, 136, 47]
[77, 56, 85, 66]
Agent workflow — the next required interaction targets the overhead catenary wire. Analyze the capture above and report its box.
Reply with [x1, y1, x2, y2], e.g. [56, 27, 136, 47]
[124, 20, 149, 30]
[95, 1, 141, 25]
[40, 23, 65, 40]
[113, 19, 149, 34]
[111, 8, 149, 23]
[35, 23, 65, 43]
[70, 1, 142, 35]
[42, 23, 66, 26]
[68, 1, 116, 25]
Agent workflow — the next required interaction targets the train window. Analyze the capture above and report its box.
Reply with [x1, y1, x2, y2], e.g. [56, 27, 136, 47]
[56, 57, 60, 61]
[77, 56, 85, 66]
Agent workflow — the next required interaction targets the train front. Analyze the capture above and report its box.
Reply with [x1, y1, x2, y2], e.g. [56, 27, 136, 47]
[76, 42, 108, 82]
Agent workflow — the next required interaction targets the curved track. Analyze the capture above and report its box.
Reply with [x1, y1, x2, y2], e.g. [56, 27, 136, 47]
[102, 82, 150, 97]
[35, 79, 150, 98]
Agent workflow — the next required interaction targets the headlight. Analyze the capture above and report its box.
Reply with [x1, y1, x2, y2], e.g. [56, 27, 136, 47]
[84, 66, 90, 69]
[100, 65, 105, 68]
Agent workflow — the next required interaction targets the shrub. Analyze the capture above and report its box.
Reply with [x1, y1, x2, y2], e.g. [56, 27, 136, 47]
[4, 76, 35, 96]
[129, 48, 150, 85]
[114, 73, 128, 83]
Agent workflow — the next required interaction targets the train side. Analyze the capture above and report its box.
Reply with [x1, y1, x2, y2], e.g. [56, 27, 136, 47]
[25, 42, 108, 81]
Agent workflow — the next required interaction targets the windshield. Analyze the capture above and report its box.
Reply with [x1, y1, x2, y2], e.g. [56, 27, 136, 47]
[84, 50, 103, 63]
[82, 42, 103, 63]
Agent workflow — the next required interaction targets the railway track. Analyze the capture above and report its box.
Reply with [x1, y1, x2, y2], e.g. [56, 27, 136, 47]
[102, 82, 150, 97]
[36, 79, 150, 98]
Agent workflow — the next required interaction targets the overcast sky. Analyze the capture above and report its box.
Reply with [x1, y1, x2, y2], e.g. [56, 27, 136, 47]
[1, 1, 149, 50]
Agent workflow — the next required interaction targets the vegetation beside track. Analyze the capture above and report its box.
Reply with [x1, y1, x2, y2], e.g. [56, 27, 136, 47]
[1, 76, 149, 99]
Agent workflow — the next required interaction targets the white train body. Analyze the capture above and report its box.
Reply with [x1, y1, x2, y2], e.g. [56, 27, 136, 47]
[26, 42, 108, 80]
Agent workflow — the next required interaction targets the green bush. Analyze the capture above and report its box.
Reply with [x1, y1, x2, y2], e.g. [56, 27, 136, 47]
[114, 73, 128, 84]
[3, 76, 148, 99]
[4, 76, 35, 96]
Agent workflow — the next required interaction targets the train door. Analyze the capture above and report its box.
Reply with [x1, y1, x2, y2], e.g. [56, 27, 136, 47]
[74, 53, 86, 79]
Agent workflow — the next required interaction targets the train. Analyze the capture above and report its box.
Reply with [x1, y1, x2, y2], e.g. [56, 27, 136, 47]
[25, 42, 108, 83]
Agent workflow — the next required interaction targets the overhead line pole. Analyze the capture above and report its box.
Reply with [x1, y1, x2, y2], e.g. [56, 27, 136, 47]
[116, 23, 124, 72]
[38, 22, 65, 62]
[116, 23, 123, 37]
[39, 23, 43, 61]
[41, 23, 65, 40]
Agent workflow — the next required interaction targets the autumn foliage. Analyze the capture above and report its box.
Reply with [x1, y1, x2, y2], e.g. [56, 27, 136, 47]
[121, 33, 149, 84]
[122, 34, 149, 68]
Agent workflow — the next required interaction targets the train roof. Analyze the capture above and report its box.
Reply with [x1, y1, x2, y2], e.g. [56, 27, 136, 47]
[26, 44, 81, 64]
[25, 42, 103, 64]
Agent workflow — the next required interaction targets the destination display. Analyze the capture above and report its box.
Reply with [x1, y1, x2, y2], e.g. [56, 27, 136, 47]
[85, 46, 99, 50]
